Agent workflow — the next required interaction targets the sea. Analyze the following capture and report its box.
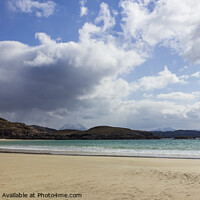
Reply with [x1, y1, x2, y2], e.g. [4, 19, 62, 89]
[0, 139, 200, 159]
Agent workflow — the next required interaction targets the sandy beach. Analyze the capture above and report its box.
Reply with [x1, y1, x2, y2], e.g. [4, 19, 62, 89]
[0, 153, 200, 200]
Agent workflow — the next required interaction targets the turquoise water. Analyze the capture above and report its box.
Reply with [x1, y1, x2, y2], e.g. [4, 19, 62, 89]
[0, 139, 200, 158]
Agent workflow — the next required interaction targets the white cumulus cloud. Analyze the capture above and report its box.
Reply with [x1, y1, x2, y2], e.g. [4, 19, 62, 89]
[0, 4, 145, 121]
[131, 66, 185, 91]
[120, 0, 200, 64]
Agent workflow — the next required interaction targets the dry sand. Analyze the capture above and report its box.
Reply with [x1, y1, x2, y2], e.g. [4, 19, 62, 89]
[0, 153, 200, 200]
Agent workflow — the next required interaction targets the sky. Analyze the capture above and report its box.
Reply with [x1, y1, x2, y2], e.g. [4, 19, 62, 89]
[0, 0, 200, 130]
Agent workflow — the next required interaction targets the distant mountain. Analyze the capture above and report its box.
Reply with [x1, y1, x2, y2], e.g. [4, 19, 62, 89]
[152, 130, 200, 139]
[59, 123, 87, 131]
[152, 126, 175, 132]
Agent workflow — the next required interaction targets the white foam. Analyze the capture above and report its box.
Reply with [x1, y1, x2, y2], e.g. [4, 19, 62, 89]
[1, 145, 200, 158]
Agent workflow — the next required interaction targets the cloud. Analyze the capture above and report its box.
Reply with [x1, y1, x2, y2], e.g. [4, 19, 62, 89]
[2, 1, 200, 130]
[82, 97, 200, 130]
[79, 77, 132, 101]
[80, 0, 88, 17]
[79, 66, 185, 104]
[0, 33, 189, 129]
[131, 66, 185, 91]
[191, 71, 200, 78]
[95, 2, 115, 31]
[0, 3, 144, 116]
[1, 2, 148, 128]
[178, 65, 188, 72]
[187, 102, 200, 119]
[120, 0, 200, 64]
[143, 93, 154, 98]
[83, 99, 190, 130]
[157, 92, 200, 101]
[8, 0, 56, 17]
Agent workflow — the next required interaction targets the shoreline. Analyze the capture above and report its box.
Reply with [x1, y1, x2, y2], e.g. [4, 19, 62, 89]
[1, 139, 200, 159]
[0, 139, 47, 141]
[0, 148, 200, 160]
[1, 153, 200, 200]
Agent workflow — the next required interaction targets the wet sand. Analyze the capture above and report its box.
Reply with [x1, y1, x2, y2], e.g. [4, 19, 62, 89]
[0, 153, 200, 200]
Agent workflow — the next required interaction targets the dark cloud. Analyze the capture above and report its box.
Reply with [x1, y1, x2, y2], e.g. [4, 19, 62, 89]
[0, 31, 141, 115]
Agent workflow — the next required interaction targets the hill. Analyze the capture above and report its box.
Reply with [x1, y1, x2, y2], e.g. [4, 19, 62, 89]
[0, 118, 57, 139]
[152, 130, 200, 139]
[0, 118, 159, 140]
[55, 126, 159, 140]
